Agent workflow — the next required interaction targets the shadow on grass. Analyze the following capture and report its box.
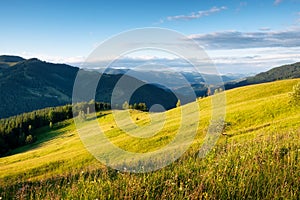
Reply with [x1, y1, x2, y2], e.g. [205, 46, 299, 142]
[4, 112, 111, 157]
[5, 119, 75, 157]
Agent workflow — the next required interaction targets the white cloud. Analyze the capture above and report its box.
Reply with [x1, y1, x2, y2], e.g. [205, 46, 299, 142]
[188, 27, 300, 49]
[274, 0, 283, 5]
[9, 51, 86, 66]
[80, 46, 300, 74]
[4, 25, 300, 74]
[74, 26, 300, 74]
[204, 46, 300, 73]
[162, 6, 227, 22]
[186, 27, 300, 73]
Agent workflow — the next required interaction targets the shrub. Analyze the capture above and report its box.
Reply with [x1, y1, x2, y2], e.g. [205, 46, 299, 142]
[25, 135, 34, 144]
[290, 82, 300, 106]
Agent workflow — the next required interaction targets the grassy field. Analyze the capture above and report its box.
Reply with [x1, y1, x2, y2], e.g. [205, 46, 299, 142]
[0, 79, 300, 199]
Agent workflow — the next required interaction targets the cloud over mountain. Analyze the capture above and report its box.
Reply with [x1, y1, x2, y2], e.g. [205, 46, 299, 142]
[188, 28, 300, 49]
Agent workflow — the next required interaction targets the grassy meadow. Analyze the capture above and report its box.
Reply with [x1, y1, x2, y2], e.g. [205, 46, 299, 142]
[0, 79, 300, 199]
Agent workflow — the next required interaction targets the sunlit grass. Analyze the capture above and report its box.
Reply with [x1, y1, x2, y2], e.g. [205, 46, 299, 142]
[0, 79, 299, 199]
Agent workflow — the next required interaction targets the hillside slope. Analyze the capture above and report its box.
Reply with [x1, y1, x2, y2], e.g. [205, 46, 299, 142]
[0, 79, 299, 199]
[0, 57, 178, 118]
[225, 62, 300, 90]
[0, 55, 25, 69]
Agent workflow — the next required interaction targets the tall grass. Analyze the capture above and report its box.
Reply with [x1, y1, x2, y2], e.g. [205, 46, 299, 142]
[0, 79, 300, 199]
[1, 129, 299, 199]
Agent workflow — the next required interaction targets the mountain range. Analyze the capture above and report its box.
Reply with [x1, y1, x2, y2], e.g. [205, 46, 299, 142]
[96, 68, 245, 97]
[0, 56, 178, 118]
[0, 55, 299, 119]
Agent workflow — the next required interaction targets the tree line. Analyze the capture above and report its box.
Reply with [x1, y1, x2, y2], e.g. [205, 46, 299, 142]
[122, 101, 147, 111]
[0, 101, 111, 157]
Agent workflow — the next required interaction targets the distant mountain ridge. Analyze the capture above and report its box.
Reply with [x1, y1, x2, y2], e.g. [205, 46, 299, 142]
[225, 62, 300, 90]
[0, 55, 25, 69]
[0, 55, 25, 63]
[248, 62, 300, 82]
[96, 68, 242, 97]
[0, 56, 178, 118]
[97, 67, 239, 85]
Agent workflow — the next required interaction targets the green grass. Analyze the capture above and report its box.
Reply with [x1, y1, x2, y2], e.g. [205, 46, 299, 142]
[0, 79, 300, 199]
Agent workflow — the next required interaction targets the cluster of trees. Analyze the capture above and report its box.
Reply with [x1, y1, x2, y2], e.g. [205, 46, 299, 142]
[72, 100, 111, 116]
[122, 101, 147, 111]
[0, 105, 71, 156]
[0, 101, 111, 157]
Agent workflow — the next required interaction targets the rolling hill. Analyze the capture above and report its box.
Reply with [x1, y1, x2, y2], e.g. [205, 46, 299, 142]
[0, 78, 299, 199]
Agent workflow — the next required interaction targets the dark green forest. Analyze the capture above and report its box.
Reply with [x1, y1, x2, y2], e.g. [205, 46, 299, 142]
[0, 56, 178, 119]
[0, 101, 111, 157]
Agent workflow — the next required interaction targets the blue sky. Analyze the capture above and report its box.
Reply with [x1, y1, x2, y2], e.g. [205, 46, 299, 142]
[1, 0, 300, 73]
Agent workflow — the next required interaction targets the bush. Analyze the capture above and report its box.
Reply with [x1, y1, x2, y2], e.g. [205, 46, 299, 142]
[290, 82, 300, 106]
[25, 135, 34, 144]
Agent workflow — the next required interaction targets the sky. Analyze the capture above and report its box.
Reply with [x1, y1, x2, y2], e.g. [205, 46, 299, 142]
[1, 0, 300, 74]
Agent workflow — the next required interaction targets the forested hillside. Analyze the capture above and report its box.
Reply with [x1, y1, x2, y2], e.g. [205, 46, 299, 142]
[0, 56, 178, 118]
[225, 62, 300, 90]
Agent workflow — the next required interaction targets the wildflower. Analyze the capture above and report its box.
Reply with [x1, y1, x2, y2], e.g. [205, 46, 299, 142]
[203, 192, 209, 198]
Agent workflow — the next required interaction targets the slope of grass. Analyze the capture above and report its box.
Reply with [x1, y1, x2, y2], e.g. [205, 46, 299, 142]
[0, 79, 300, 199]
